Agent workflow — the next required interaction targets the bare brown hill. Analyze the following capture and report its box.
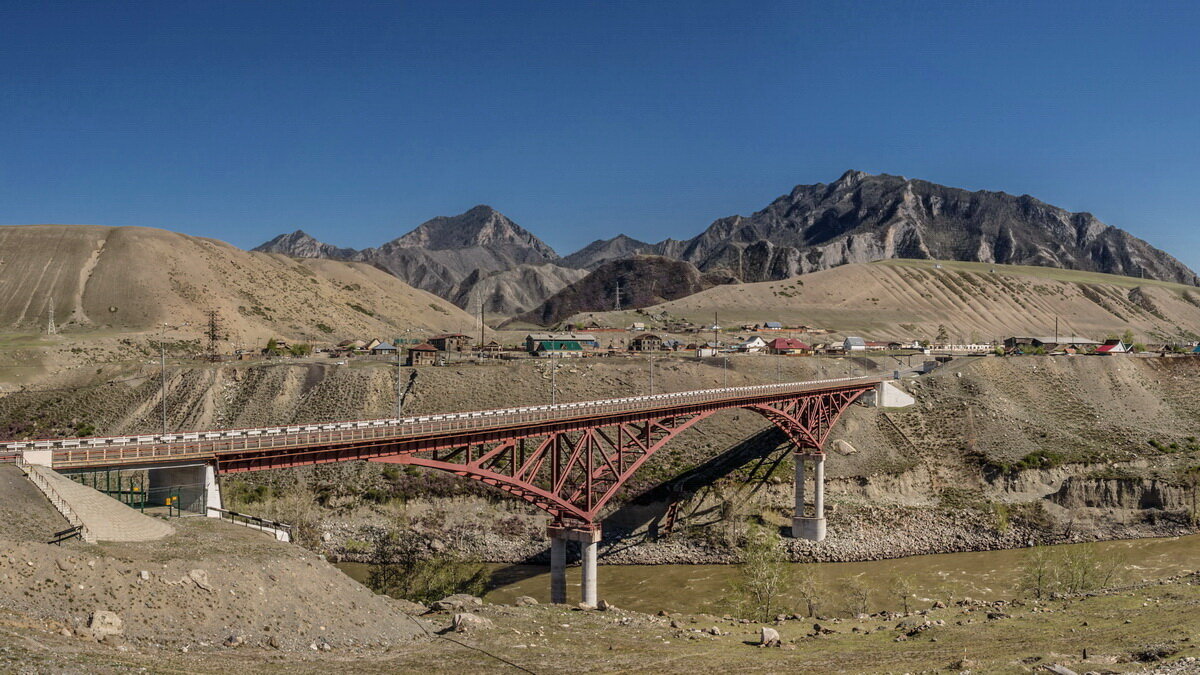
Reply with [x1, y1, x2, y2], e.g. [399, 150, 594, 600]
[572, 259, 1200, 343]
[0, 225, 476, 343]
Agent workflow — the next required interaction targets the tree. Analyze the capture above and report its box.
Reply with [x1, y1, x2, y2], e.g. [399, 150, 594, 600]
[888, 573, 917, 614]
[366, 532, 490, 605]
[1020, 545, 1057, 599]
[936, 325, 950, 343]
[264, 337, 280, 356]
[1122, 328, 1136, 345]
[1183, 465, 1200, 526]
[728, 523, 792, 622]
[841, 576, 871, 616]
[795, 564, 823, 618]
[288, 343, 312, 357]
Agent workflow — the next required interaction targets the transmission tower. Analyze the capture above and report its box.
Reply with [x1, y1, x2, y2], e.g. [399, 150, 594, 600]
[46, 297, 57, 335]
[614, 281, 622, 311]
[205, 310, 225, 361]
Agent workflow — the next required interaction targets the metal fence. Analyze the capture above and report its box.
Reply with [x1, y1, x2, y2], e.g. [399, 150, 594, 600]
[20, 376, 880, 469]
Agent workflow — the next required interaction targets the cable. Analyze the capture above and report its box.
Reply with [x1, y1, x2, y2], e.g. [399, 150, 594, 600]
[397, 609, 538, 674]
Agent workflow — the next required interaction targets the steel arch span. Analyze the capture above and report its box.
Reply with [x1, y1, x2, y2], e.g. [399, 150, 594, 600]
[369, 385, 870, 527]
[31, 377, 881, 529]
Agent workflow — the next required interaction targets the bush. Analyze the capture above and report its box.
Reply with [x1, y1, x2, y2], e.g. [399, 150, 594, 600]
[365, 533, 490, 605]
[725, 522, 792, 622]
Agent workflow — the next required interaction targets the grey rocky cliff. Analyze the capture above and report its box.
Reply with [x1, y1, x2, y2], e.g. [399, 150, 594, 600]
[660, 170, 1199, 285]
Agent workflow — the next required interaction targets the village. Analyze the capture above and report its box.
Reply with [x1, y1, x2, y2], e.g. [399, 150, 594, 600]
[242, 319, 1200, 368]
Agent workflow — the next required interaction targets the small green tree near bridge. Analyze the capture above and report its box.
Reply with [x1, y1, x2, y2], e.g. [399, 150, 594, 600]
[727, 522, 794, 622]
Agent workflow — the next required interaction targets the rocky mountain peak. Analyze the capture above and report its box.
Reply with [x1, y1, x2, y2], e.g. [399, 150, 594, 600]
[252, 230, 357, 259]
[388, 205, 558, 259]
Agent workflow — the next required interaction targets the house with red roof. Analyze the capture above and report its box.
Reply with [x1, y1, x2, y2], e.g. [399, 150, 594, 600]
[1095, 339, 1130, 355]
[767, 337, 812, 355]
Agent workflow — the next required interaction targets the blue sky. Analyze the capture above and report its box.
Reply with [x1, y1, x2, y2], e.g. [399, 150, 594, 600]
[2, 1, 1199, 268]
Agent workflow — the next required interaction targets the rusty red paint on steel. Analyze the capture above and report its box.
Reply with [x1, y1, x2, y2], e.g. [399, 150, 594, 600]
[217, 383, 873, 526]
[49, 379, 877, 526]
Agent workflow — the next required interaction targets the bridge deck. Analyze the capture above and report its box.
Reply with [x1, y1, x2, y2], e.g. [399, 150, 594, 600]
[7, 377, 882, 471]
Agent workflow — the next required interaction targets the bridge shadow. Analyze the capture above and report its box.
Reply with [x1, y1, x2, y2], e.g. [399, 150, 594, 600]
[483, 426, 793, 594]
[601, 426, 792, 555]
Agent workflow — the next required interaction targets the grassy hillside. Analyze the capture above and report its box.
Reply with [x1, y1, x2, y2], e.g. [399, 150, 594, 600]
[0, 224, 476, 342]
[572, 259, 1200, 343]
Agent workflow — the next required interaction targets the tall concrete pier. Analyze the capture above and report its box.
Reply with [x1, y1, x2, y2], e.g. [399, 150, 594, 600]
[792, 452, 826, 541]
[547, 524, 602, 606]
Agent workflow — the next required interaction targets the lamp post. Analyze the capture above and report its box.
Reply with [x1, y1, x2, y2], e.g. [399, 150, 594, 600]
[723, 356, 728, 388]
[159, 323, 168, 435]
[551, 361, 559, 405]
[649, 353, 655, 395]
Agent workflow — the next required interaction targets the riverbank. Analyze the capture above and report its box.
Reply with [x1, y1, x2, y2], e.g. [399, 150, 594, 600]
[8, 565, 1200, 673]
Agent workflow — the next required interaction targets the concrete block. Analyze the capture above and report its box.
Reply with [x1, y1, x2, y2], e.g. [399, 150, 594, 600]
[792, 517, 826, 541]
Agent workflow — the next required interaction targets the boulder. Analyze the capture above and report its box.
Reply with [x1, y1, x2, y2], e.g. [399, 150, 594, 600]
[391, 598, 428, 615]
[453, 613, 494, 632]
[759, 626, 781, 647]
[223, 634, 244, 648]
[88, 611, 123, 641]
[433, 594, 483, 611]
[514, 596, 539, 607]
[596, 599, 612, 611]
[188, 569, 214, 593]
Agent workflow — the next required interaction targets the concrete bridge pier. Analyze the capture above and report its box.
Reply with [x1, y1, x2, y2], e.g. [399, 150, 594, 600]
[792, 452, 826, 541]
[547, 524, 602, 607]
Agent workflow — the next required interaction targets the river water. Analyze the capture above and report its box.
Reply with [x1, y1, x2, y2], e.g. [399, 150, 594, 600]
[336, 534, 1200, 616]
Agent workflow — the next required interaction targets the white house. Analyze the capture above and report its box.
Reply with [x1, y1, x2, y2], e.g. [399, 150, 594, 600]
[736, 336, 768, 353]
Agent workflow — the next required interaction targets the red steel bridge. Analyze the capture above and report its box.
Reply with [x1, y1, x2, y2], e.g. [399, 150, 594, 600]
[10, 376, 886, 604]
[11, 376, 879, 527]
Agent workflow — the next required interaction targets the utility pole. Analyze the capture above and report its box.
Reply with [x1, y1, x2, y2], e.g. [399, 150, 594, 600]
[723, 356, 728, 388]
[551, 361, 558, 405]
[204, 310, 224, 361]
[479, 303, 486, 359]
[396, 328, 413, 418]
[649, 353, 655, 395]
[712, 312, 719, 348]
[160, 323, 168, 434]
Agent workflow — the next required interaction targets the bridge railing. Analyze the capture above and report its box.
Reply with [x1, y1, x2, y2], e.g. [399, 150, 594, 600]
[16, 457, 96, 543]
[36, 376, 881, 468]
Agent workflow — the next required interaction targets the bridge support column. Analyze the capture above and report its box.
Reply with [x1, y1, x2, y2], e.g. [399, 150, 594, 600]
[549, 533, 567, 604]
[547, 524, 602, 606]
[792, 452, 826, 541]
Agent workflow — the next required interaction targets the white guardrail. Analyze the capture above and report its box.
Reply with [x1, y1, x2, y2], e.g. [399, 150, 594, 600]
[4, 377, 880, 468]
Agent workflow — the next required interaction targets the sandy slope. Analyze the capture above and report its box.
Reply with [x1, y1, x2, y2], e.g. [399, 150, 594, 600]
[574, 260, 1200, 343]
[0, 225, 476, 342]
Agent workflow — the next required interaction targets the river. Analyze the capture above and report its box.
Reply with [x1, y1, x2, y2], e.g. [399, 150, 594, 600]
[336, 534, 1200, 616]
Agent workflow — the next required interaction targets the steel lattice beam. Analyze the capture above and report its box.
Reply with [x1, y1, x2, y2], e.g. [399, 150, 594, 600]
[368, 387, 870, 526]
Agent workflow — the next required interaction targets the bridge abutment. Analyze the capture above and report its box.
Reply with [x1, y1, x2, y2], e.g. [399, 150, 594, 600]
[792, 452, 826, 541]
[147, 463, 222, 516]
[547, 524, 601, 606]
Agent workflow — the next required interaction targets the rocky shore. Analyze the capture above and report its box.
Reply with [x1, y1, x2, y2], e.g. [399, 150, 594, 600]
[322, 502, 1195, 566]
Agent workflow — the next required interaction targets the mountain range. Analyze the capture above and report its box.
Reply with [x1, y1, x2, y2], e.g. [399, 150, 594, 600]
[254, 170, 1199, 324]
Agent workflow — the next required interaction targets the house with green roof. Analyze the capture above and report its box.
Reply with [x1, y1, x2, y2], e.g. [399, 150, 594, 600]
[536, 340, 584, 357]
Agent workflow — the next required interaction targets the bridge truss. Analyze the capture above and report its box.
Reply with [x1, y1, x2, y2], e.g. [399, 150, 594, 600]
[331, 385, 867, 528]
